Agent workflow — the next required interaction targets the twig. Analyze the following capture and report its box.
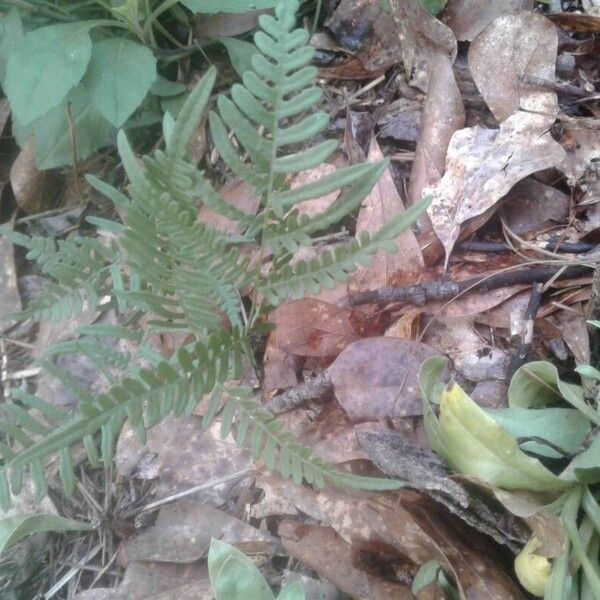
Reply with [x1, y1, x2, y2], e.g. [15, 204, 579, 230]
[347, 265, 592, 307]
[506, 283, 543, 379]
[458, 241, 596, 254]
[264, 370, 333, 415]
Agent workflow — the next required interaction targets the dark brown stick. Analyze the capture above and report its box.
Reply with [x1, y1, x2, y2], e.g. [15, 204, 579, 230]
[347, 265, 592, 307]
[264, 370, 332, 414]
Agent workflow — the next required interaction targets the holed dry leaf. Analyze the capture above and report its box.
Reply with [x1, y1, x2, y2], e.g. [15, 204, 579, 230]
[443, 0, 533, 41]
[349, 138, 424, 292]
[329, 337, 440, 420]
[425, 112, 566, 267]
[389, 0, 457, 92]
[269, 298, 360, 358]
[469, 12, 558, 123]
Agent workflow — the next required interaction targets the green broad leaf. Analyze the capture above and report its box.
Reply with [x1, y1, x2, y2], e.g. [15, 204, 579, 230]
[150, 76, 186, 97]
[0, 8, 23, 85]
[569, 436, 600, 484]
[412, 560, 458, 599]
[5, 22, 94, 125]
[85, 38, 156, 127]
[208, 539, 275, 600]
[277, 582, 304, 600]
[220, 38, 259, 79]
[419, 0, 447, 15]
[33, 86, 112, 170]
[575, 364, 600, 381]
[509, 361, 600, 426]
[419, 357, 571, 492]
[588, 320, 600, 330]
[181, 0, 277, 13]
[0, 513, 93, 553]
[486, 407, 591, 459]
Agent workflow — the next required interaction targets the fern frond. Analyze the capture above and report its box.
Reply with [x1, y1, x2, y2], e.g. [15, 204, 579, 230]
[0, 226, 117, 321]
[0, 329, 244, 509]
[220, 388, 402, 491]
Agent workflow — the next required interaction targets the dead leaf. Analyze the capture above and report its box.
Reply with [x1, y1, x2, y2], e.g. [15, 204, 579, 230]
[389, 0, 457, 92]
[279, 521, 414, 599]
[500, 178, 570, 236]
[292, 163, 341, 218]
[425, 112, 566, 267]
[408, 53, 465, 208]
[269, 298, 360, 358]
[423, 317, 508, 382]
[550, 306, 590, 365]
[548, 11, 600, 33]
[262, 343, 301, 392]
[329, 337, 440, 420]
[556, 126, 600, 184]
[349, 138, 424, 292]
[197, 179, 259, 235]
[125, 501, 277, 563]
[10, 139, 57, 213]
[116, 416, 252, 505]
[443, 0, 533, 41]
[0, 228, 21, 331]
[468, 12, 558, 122]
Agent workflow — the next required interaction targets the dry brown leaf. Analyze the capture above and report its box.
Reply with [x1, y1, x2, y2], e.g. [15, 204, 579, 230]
[329, 337, 440, 420]
[408, 53, 465, 208]
[389, 0, 457, 92]
[269, 298, 360, 358]
[116, 416, 252, 505]
[548, 12, 600, 33]
[550, 306, 590, 365]
[442, 0, 533, 41]
[556, 126, 600, 184]
[279, 521, 414, 599]
[0, 230, 21, 330]
[468, 12, 558, 123]
[425, 112, 566, 267]
[125, 501, 276, 563]
[259, 475, 525, 599]
[423, 317, 508, 382]
[500, 178, 570, 236]
[292, 163, 341, 218]
[262, 343, 301, 392]
[10, 139, 57, 213]
[197, 179, 259, 235]
[349, 138, 424, 292]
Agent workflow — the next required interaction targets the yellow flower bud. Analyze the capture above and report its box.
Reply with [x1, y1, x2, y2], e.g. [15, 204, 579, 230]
[514, 536, 552, 597]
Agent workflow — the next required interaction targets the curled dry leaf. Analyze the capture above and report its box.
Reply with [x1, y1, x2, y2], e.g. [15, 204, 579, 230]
[349, 138, 424, 293]
[408, 52, 465, 208]
[269, 298, 360, 358]
[329, 337, 440, 420]
[125, 501, 277, 563]
[292, 163, 340, 218]
[389, 0, 457, 92]
[468, 12, 558, 123]
[425, 112, 566, 267]
[442, 0, 533, 41]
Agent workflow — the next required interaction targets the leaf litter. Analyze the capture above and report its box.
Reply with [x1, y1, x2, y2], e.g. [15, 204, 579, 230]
[6, 0, 600, 597]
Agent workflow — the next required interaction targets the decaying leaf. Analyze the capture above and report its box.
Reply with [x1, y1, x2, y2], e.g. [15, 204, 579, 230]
[389, 0, 457, 92]
[468, 12, 558, 122]
[349, 139, 424, 292]
[442, 0, 533, 41]
[279, 521, 414, 599]
[125, 501, 277, 563]
[408, 53, 465, 208]
[116, 416, 252, 505]
[425, 112, 566, 267]
[329, 337, 440, 420]
[269, 298, 360, 358]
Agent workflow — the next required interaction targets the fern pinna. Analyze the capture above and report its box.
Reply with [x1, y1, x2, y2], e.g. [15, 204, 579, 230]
[0, 0, 430, 509]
